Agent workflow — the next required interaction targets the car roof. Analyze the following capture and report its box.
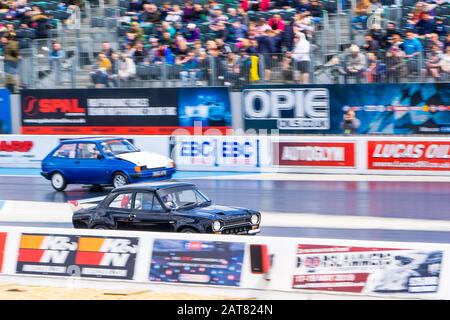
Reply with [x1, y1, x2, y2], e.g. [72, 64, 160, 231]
[112, 181, 196, 192]
[60, 137, 127, 144]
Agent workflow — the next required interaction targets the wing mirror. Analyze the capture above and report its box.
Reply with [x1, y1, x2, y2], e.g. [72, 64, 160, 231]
[97, 154, 104, 160]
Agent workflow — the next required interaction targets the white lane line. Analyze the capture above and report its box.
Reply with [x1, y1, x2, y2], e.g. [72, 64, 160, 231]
[194, 173, 450, 182]
[261, 212, 450, 232]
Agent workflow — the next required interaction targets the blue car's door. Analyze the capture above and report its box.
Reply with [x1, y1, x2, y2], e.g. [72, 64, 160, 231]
[74, 142, 110, 184]
[49, 143, 79, 182]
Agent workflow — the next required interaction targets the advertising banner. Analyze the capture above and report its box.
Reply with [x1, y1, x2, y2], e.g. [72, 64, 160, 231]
[274, 142, 356, 168]
[0, 136, 59, 167]
[368, 141, 450, 171]
[0, 232, 7, 273]
[149, 239, 245, 286]
[0, 89, 11, 134]
[21, 88, 232, 135]
[16, 233, 139, 280]
[292, 244, 443, 294]
[243, 83, 450, 134]
[172, 136, 260, 169]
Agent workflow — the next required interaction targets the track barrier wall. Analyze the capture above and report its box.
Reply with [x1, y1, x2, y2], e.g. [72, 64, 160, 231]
[0, 226, 448, 299]
[0, 134, 449, 175]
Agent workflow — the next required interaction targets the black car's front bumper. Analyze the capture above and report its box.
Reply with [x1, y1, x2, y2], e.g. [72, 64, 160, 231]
[214, 224, 260, 235]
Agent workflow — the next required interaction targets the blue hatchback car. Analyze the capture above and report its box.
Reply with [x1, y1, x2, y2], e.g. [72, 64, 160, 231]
[41, 137, 176, 191]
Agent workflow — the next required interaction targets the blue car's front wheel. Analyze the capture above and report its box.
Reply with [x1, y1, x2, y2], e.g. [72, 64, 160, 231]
[112, 172, 128, 188]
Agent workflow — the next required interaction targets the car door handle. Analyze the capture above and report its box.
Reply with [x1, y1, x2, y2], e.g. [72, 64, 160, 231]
[129, 214, 136, 221]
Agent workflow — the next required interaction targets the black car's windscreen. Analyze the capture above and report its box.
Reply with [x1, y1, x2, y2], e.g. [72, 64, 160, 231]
[157, 187, 210, 209]
[100, 139, 139, 155]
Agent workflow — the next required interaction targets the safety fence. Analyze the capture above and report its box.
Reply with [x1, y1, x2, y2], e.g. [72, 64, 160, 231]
[1, 135, 449, 176]
[0, 225, 447, 299]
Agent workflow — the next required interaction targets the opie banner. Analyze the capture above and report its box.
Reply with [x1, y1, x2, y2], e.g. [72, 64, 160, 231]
[16, 233, 139, 279]
[292, 244, 443, 295]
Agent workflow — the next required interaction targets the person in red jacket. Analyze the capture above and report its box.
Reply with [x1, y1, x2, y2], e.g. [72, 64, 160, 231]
[260, 0, 270, 11]
[240, 0, 249, 11]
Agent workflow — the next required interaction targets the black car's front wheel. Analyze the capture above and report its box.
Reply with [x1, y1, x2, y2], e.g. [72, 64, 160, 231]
[51, 172, 67, 191]
[112, 172, 128, 188]
[180, 228, 198, 234]
[92, 225, 110, 230]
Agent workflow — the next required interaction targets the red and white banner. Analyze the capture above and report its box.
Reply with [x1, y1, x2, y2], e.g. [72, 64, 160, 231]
[275, 142, 356, 168]
[368, 141, 450, 171]
[292, 244, 443, 294]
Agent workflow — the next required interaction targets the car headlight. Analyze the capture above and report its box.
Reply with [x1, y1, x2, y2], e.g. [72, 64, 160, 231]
[251, 214, 259, 225]
[212, 220, 221, 232]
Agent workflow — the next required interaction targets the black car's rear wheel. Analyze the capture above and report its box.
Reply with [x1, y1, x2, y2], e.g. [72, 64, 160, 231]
[112, 172, 128, 188]
[180, 228, 198, 234]
[51, 172, 67, 191]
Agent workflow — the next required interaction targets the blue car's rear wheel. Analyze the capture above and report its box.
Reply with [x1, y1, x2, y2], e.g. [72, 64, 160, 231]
[112, 172, 128, 188]
[51, 172, 67, 191]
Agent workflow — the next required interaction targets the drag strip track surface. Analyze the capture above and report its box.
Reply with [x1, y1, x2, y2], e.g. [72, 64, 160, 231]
[1, 176, 449, 220]
[1, 176, 450, 243]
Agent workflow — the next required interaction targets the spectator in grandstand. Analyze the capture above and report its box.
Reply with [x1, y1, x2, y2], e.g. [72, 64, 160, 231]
[386, 36, 407, 83]
[165, 4, 183, 23]
[222, 52, 241, 86]
[367, 0, 383, 16]
[141, 4, 161, 24]
[49, 41, 65, 83]
[411, 2, 426, 24]
[383, 22, 400, 49]
[132, 41, 147, 64]
[433, 16, 447, 40]
[101, 41, 114, 58]
[343, 44, 366, 83]
[341, 109, 360, 135]
[30, 6, 51, 38]
[366, 52, 384, 83]
[415, 12, 436, 36]
[160, 21, 176, 38]
[156, 44, 175, 65]
[423, 44, 443, 81]
[445, 33, 450, 50]
[118, 53, 136, 84]
[401, 30, 423, 76]
[296, 12, 315, 39]
[439, 46, 450, 80]
[216, 38, 233, 55]
[363, 33, 380, 53]
[296, 0, 312, 14]
[426, 33, 444, 51]
[159, 2, 172, 21]
[309, 0, 324, 25]
[108, 52, 120, 87]
[209, 20, 228, 42]
[2, 34, 20, 92]
[192, 3, 207, 23]
[268, 14, 285, 34]
[257, 29, 278, 81]
[184, 23, 200, 43]
[228, 20, 248, 43]
[90, 52, 112, 88]
[368, 23, 385, 45]
[127, 0, 143, 14]
[352, 0, 370, 30]
[183, 1, 195, 23]
[129, 21, 143, 41]
[292, 32, 311, 84]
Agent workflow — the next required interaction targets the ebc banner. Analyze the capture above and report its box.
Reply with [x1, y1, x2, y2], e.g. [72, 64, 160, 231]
[243, 83, 450, 134]
[150, 239, 245, 286]
[21, 87, 231, 135]
[16, 233, 139, 280]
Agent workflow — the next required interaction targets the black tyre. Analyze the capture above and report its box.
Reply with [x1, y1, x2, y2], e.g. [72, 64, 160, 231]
[112, 172, 128, 188]
[180, 227, 198, 234]
[92, 225, 110, 230]
[51, 172, 67, 191]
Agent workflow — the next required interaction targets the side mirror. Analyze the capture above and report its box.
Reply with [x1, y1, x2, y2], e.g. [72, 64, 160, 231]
[250, 244, 270, 274]
[97, 154, 104, 160]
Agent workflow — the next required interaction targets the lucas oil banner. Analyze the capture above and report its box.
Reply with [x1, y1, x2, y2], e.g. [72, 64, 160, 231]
[243, 83, 450, 134]
[292, 244, 443, 295]
[20, 87, 232, 135]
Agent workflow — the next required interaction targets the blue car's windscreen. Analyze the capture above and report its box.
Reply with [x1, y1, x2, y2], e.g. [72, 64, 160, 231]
[100, 139, 139, 155]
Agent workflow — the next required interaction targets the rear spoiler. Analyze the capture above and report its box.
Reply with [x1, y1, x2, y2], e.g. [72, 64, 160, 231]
[68, 196, 106, 212]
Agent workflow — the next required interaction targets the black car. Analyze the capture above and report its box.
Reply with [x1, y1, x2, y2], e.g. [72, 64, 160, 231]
[71, 181, 261, 235]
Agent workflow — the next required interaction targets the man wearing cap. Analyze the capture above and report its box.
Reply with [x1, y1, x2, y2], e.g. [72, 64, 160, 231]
[185, 23, 200, 43]
[344, 44, 366, 83]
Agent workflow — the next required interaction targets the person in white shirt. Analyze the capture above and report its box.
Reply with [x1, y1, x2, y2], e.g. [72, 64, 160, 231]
[291, 32, 311, 84]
